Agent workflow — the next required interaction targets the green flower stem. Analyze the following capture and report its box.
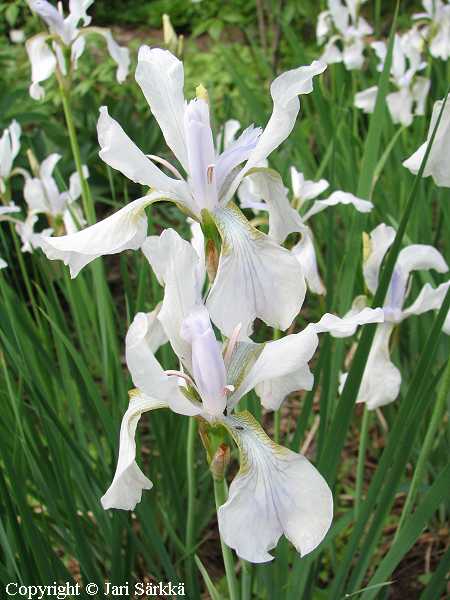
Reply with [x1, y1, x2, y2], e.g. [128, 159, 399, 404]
[214, 476, 240, 600]
[56, 68, 120, 388]
[355, 407, 371, 519]
[185, 417, 197, 593]
[241, 560, 252, 600]
[56, 70, 95, 224]
[395, 357, 450, 538]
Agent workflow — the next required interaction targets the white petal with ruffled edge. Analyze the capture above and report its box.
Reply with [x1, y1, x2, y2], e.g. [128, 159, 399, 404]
[230, 326, 319, 407]
[403, 95, 450, 187]
[26, 34, 56, 100]
[363, 223, 396, 295]
[41, 195, 156, 277]
[302, 191, 373, 223]
[97, 106, 191, 205]
[142, 229, 203, 372]
[402, 281, 450, 320]
[224, 61, 327, 203]
[101, 391, 167, 511]
[135, 46, 189, 172]
[312, 306, 384, 338]
[126, 311, 200, 417]
[207, 203, 305, 336]
[217, 412, 333, 562]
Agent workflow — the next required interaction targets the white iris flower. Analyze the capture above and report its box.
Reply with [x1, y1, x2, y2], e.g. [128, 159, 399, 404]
[42, 47, 327, 336]
[27, 0, 130, 100]
[102, 228, 383, 562]
[340, 223, 449, 409]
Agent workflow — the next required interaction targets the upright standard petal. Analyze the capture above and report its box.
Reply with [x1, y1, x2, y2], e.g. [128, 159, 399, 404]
[97, 106, 191, 205]
[135, 46, 189, 172]
[181, 306, 227, 416]
[207, 203, 305, 336]
[224, 61, 327, 203]
[142, 229, 203, 372]
[217, 412, 333, 562]
[363, 223, 396, 295]
[101, 391, 167, 511]
[26, 34, 57, 100]
[41, 195, 156, 277]
[184, 99, 218, 212]
[301, 191, 373, 223]
[126, 311, 199, 416]
[403, 95, 450, 187]
[30, 0, 71, 44]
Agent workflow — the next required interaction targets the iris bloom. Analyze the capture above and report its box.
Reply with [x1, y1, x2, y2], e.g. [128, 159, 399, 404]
[24, 153, 88, 233]
[102, 227, 383, 561]
[0, 121, 21, 194]
[355, 31, 430, 127]
[413, 0, 450, 60]
[237, 164, 373, 295]
[27, 0, 130, 100]
[42, 47, 327, 336]
[316, 0, 372, 70]
[403, 94, 450, 187]
[340, 223, 449, 410]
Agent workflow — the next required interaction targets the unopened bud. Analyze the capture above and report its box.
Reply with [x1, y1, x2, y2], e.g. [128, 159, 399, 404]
[210, 443, 231, 481]
[162, 14, 178, 54]
[206, 239, 219, 283]
[196, 84, 209, 103]
[26, 149, 40, 177]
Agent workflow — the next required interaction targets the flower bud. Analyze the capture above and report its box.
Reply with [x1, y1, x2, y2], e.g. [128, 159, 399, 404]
[210, 443, 231, 481]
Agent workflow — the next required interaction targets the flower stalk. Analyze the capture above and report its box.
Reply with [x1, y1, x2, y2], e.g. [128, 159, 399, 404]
[56, 68, 95, 224]
[213, 475, 240, 600]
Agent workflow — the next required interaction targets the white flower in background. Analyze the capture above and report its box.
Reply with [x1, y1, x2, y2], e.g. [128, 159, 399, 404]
[42, 47, 327, 336]
[27, 0, 130, 100]
[24, 153, 88, 233]
[316, 0, 373, 70]
[355, 32, 430, 127]
[235, 163, 373, 295]
[101, 227, 383, 562]
[340, 223, 449, 410]
[0, 202, 52, 255]
[403, 94, 450, 187]
[0, 121, 22, 194]
[10, 29, 25, 44]
[15, 213, 53, 253]
[413, 0, 450, 60]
